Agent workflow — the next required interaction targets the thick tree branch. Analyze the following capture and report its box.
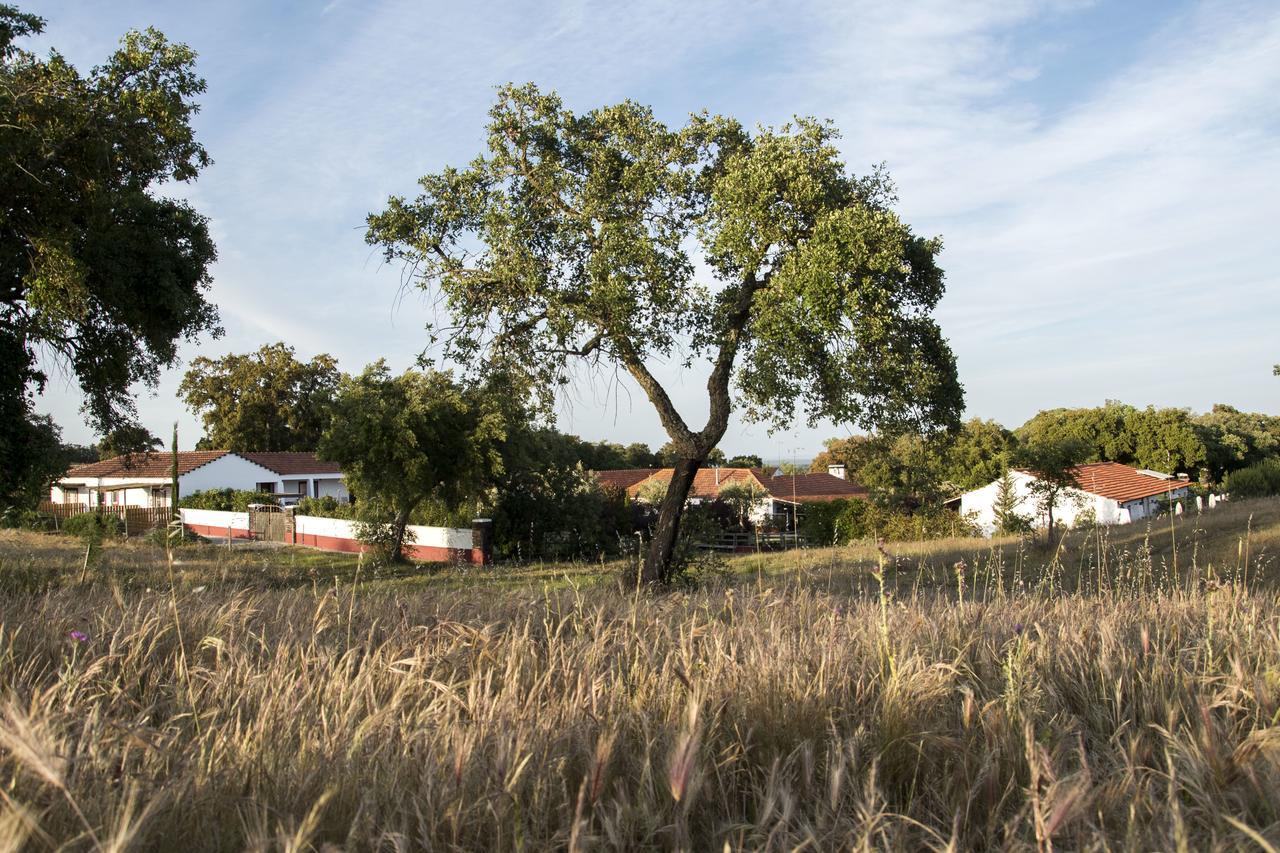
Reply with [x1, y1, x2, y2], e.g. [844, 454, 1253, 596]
[613, 336, 694, 447]
[698, 271, 769, 450]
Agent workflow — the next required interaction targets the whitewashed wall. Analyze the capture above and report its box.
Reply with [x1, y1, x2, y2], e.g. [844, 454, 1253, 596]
[179, 508, 250, 533]
[959, 472, 1191, 535]
[180, 455, 280, 495]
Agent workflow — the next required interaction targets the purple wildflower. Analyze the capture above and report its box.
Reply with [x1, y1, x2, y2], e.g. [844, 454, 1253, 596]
[1013, 623, 1024, 636]
[69, 630, 89, 643]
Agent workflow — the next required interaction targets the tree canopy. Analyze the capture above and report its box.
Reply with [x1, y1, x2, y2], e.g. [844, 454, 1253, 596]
[180, 343, 342, 451]
[367, 84, 962, 582]
[1, 6, 217, 507]
[0, 6, 219, 427]
[96, 425, 163, 459]
[318, 361, 512, 560]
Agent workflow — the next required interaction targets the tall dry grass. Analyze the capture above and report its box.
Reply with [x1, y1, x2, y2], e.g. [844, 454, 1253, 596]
[0, 500, 1278, 849]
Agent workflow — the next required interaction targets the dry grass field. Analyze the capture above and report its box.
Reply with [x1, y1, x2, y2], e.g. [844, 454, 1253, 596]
[1, 499, 1280, 850]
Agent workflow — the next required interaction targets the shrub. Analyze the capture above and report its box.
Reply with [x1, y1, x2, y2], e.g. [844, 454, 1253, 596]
[62, 512, 124, 539]
[799, 499, 983, 546]
[1223, 459, 1280, 499]
[179, 489, 280, 512]
[294, 495, 356, 519]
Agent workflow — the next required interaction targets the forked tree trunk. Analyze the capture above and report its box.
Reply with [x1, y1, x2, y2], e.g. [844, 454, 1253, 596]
[642, 457, 704, 584]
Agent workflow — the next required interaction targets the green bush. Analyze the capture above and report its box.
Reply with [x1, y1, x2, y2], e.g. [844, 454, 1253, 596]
[178, 489, 280, 512]
[800, 499, 982, 546]
[62, 512, 125, 539]
[1223, 459, 1280, 499]
[294, 495, 357, 519]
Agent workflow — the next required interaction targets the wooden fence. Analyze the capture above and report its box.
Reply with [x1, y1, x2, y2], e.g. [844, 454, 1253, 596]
[37, 502, 172, 535]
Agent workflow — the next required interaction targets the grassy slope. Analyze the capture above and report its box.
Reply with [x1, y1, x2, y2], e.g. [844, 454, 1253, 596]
[0, 500, 1279, 849]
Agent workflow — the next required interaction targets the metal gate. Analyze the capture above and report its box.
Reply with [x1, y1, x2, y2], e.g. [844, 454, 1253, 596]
[248, 504, 294, 543]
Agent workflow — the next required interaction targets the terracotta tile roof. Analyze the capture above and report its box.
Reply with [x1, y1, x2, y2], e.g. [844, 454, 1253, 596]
[763, 472, 870, 503]
[66, 451, 231, 478]
[593, 469, 662, 492]
[239, 452, 343, 476]
[626, 467, 769, 499]
[1066, 462, 1192, 503]
[609, 466, 868, 504]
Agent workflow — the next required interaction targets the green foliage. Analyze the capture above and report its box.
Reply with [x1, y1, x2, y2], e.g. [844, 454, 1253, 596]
[1015, 437, 1091, 540]
[0, 6, 219, 460]
[366, 84, 963, 583]
[942, 418, 1016, 491]
[1015, 402, 1207, 477]
[1222, 460, 1280, 499]
[319, 361, 515, 560]
[58, 443, 98, 466]
[180, 343, 342, 451]
[634, 479, 669, 507]
[524, 431, 659, 471]
[717, 482, 767, 529]
[294, 495, 356, 519]
[0, 412, 65, 512]
[178, 489, 279, 512]
[799, 498, 980, 545]
[991, 469, 1032, 535]
[62, 512, 124, 539]
[1196, 405, 1280, 481]
[813, 433, 948, 511]
[96, 425, 162, 459]
[725, 454, 764, 468]
[350, 498, 419, 565]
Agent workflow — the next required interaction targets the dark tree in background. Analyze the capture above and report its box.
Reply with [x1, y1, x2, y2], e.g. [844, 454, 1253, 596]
[0, 6, 218, 507]
[367, 84, 963, 583]
[96, 425, 163, 460]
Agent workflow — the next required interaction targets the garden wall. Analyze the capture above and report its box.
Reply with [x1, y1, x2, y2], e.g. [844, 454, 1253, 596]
[179, 509, 485, 564]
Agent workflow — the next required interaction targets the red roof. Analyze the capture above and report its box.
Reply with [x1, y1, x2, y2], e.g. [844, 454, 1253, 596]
[1067, 462, 1192, 503]
[67, 450, 342, 479]
[594, 469, 662, 492]
[240, 452, 342, 476]
[763, 472, 870, 503]
[609, 466, 867, 504]
[67, 451, 231, 478]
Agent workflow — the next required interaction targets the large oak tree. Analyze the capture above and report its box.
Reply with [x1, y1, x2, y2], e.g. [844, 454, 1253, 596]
[367, 85, 962, 583]
[1, 6, 218, 505]
[180, 343, 341, 451]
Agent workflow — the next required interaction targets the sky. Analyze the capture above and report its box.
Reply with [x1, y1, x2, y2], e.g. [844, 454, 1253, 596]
[24, 0, 1280, 457]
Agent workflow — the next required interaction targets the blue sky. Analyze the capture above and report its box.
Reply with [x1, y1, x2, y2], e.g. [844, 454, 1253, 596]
[26, 0, 1280, 456]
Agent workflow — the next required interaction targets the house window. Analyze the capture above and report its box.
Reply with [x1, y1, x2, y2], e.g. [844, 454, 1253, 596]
[255, 482, 276, 494]
[63, 488, 79, 504]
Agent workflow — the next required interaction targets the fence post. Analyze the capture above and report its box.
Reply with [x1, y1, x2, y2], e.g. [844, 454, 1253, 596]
[471, 518, 493, 566]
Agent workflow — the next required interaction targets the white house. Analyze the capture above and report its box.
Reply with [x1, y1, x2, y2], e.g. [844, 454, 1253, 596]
[50, 451, 349, 509]
[956, 461, 1195, 535]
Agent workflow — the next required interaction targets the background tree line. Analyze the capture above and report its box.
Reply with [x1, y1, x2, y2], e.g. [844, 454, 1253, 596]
[811, 401, 1280, 514]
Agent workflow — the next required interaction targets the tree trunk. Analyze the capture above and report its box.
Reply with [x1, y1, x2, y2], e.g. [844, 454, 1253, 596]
[642, 457, 703, 584]
[390, 506, 411, 563]
[1046, 498, 1055, 546]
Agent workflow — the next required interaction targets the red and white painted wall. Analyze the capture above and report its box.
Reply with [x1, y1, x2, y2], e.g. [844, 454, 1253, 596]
[179, 508, 487, 564]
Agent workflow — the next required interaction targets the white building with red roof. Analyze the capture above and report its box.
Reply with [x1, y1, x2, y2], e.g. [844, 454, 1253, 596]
[50, 451, 348, 508]
[594, 465, 868, 523]
[957, 461, 1195, 534]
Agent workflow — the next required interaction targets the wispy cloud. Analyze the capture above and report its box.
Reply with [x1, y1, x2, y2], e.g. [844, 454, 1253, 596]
[30, 0, 1280, 452]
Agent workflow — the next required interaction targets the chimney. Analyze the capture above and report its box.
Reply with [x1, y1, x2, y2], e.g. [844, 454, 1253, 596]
[828, 464, 846, 480]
